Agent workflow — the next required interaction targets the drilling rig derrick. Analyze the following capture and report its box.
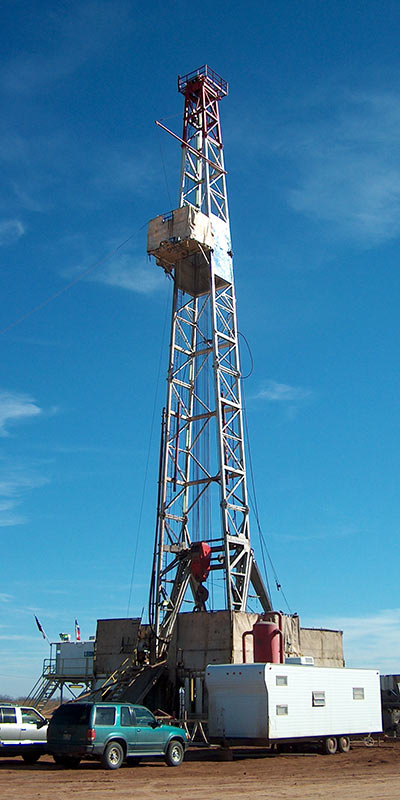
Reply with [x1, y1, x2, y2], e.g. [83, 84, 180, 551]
[147, 66, 272, 662]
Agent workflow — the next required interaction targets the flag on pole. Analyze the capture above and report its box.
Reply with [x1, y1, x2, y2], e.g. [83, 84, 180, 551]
[75, 619, 81, 641]
[34, 615, 47, 640]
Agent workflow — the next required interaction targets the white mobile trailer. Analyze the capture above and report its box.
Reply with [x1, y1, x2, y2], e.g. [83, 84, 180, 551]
[206, 663, 382, 750]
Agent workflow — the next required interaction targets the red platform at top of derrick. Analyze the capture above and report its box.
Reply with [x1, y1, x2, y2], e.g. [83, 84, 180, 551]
[177, 65, 228, 99]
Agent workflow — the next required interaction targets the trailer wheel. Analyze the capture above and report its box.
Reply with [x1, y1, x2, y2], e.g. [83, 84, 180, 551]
[323, 736, 337, 754]
[338, 736, 351, 753]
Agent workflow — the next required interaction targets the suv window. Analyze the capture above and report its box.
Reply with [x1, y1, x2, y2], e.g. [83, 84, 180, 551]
[0, 708, 17, 723]
[120, 706, 133, 726]
[95, 706, 116, 726]
[21, 708, 44, 725]
[52, 704, 92, 725]
[135, 707, 156, 726]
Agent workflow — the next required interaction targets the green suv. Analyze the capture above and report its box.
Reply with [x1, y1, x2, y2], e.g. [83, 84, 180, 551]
[47, 702, 188, 769]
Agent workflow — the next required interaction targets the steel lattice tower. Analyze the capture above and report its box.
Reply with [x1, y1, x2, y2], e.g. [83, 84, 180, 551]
[147, 66, 271, 660]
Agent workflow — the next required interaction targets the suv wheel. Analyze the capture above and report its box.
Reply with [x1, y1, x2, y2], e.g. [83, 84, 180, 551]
[101, 741, 124, 770]
[165, 739, 184, 767]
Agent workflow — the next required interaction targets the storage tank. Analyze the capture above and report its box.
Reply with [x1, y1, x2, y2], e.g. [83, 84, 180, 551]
[242, 615, 284, 664]
[253, 620, 282, 663]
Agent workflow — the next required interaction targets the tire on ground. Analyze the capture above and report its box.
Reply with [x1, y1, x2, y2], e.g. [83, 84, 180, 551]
[22, 750, 41, 764]
[101, 741, 125, 770]
[338, 735, 351, 753]
[323, 736, 338, 755]
[165, 739, 185, 767]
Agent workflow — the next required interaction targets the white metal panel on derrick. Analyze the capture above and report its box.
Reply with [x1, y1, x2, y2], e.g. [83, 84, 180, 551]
[147, 206, 213, 267]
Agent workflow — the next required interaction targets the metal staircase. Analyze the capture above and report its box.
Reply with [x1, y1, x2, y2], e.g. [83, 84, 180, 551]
[90, 657, 166, 704]
[23, 675, 61, 713]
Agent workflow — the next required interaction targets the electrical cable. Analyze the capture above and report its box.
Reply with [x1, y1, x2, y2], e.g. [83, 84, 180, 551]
[0, 224, 147, 337]
[238, 331, 254, 379]
[158, 111, 183, 123]
[126, 281, 172, 617]
[158, 129, 173, 210]
[239, 335, 292, 614]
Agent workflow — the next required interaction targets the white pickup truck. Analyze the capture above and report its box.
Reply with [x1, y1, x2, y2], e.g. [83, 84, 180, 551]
[0, 705, 48, 763]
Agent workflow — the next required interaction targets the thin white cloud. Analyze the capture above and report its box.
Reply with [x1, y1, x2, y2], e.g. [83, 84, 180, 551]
[279, 523, 360, 543]
[0, 593, 13, 603]
[0, 2, 133, 95]
[0, 467, 48, 528]
[0, 219, 25, 245]
[0, 392, 49, 527]
[304, 608, 400, 672]
[255, 380, 312, 403]
[93, 150, 156, 196]
[280, 90, 400, 245]
[11, 181, 48, 213]
[96, 256, 166, 294]
[253, 380, 313, 420]
[0, 391, 41, 436]
[0, 634, 42, 642]
[0, 473, 48, 498]
[52, 443, 128, 456]
[0, 511, 26, 527]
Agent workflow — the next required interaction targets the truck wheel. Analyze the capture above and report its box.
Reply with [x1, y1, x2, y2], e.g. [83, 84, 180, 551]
[22, 750, 41, 764]
[323, 737, 337, 755]
[338, 736, 351, 753]
[101, 741, 124, 770]
[165, 739, 184, 766]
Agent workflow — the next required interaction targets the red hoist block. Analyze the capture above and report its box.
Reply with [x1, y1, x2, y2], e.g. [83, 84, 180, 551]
[191, 542, 212, 582]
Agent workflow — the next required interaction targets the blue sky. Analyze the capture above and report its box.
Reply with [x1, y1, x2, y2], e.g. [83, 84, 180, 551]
[1, 0, 400, 696]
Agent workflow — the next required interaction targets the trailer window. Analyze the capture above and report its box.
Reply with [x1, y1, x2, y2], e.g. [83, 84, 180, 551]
[276, 675, 288, 686]
[312, 691, 326, 707]
[353, 687, 365, 700]
[276, 705, 288, 715]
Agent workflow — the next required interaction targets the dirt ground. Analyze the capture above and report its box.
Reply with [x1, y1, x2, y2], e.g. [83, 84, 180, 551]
[1, 740, 399, 800]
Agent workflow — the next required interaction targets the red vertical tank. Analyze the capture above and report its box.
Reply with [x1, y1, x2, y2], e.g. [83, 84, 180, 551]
[253, 620, 282, 663]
